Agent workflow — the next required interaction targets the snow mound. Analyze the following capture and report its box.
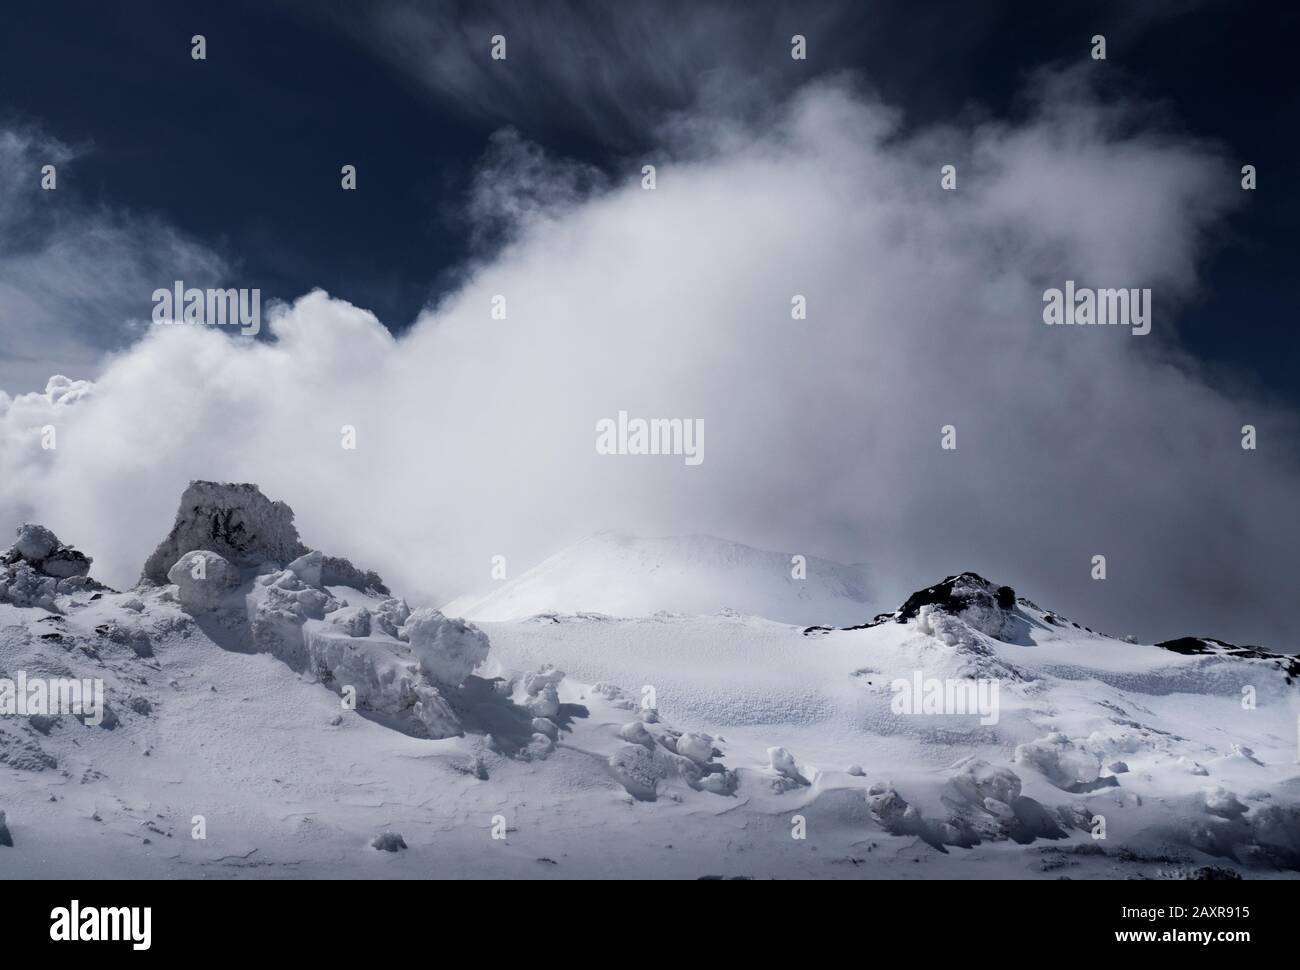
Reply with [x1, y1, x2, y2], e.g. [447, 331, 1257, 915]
[442, 531, 876, 626]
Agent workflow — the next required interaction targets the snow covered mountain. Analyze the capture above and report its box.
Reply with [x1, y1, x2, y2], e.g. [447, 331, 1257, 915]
[441, 531, 877, 626]
[2, 483, 1298, 880]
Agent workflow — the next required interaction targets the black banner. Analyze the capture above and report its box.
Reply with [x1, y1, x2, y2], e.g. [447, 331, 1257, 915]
[1, 877, 1287, 956]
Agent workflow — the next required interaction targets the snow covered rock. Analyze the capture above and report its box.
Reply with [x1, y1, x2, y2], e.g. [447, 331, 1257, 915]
[167, 551, 240, 612]
[1014, 733, 1102, 790]
[946, 760, 1022, 809]
[405, 609, 490, 687]
[95, 620, 154, 657]
[525, 732, 556, 759]
[372, 832, 407, 852]
[527, 683, 561, 719]
[618, 720, 656, 749]
[311, 629, 463, 738]
[676, 732, 715, 766]
[1156, 636, 1300, 682]
[767, 746, 806, 783]
[12, 524, 59, 562]
[698, 771, 739, 796]
[37, 546, 93, 580]
[532, 717, 559, 740]
[523, 666, 565, 696]
[0, 562, 59, 611]
[287, 550, 323, 587]
[0, 524, 97, 610]
[608, 744, 663, 801]
[866, 572, 1017, 636]
[1202, 787, 1249, 820]
[326, 606, 371, 638]
[372, 597, 411, 638]
[866, 784, 912, 829]
[141, 481, 387, 593]
[143, 482, 304, 584]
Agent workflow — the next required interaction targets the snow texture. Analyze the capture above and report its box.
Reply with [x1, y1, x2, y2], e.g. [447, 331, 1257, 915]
[2, 483, 1299, 880]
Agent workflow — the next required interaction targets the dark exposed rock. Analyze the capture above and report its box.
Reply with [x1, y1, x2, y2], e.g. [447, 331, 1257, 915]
[1156, 637, 1298, 682]
[27, 714, 60, 735]
[371, 832, 407, 852]
[320, 555, 389, 596]
[1187, 865, 1243, 881]
[890, 573, 1016, 623]
[811, 575, 1295, 684]
[809, 572, 1018, 635]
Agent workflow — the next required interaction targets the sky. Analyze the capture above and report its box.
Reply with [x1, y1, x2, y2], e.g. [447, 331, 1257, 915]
[0, 0, 1297, 648]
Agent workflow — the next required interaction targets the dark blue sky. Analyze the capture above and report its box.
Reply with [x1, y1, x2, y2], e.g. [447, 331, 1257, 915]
[1, 0, 1295, 403]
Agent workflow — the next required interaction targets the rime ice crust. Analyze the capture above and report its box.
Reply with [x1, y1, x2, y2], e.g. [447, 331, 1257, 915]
[166, 551, 240, 612]
[137, 482, 484, 740]
[140, 481, 388, 594]
[141, 482, 303, 585]
[405, 608, 491, 687]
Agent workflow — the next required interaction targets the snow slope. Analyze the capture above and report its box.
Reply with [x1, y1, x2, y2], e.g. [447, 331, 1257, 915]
[3, 486, 1299, 880]
[441, 531, 877, 626]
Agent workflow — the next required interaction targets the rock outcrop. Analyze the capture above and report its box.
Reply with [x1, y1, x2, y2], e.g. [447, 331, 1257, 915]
[141, 482, 307, 585]
[142, 481, 481, 739]
[0, 524, 100, 610]
[140, 481, 388, 593]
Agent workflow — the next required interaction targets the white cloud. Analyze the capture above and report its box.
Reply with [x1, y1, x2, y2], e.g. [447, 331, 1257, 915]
[2, 74, 1295, 647]
[0, 127, 228, 393]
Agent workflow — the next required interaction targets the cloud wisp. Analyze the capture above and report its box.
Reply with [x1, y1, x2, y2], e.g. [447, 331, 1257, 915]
[0, 127, 229, 394]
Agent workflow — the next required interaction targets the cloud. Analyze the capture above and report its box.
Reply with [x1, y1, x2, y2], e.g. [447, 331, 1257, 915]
[343, 0, 1214, 150]
[348, 0, 855, 149]
[3, 71, 1296, 648]
[0, 126, 228, 393]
